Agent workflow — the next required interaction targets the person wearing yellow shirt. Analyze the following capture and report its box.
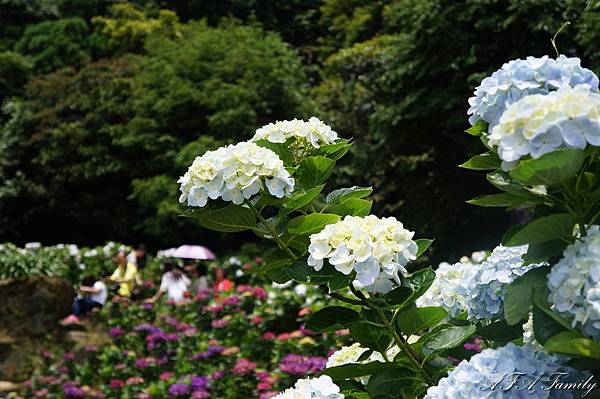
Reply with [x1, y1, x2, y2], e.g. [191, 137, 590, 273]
[109, 251, 138, 298]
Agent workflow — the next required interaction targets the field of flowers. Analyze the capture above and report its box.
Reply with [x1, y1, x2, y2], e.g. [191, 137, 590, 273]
[13, 255, 352, 399]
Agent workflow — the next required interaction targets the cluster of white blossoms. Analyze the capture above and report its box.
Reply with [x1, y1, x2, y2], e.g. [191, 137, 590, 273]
[307, 215, 418, 293]
[416, 259, 479, 317]
[489, 85, 600, 164]
[466, 245, 545, 321]
[326, 343, 368, 368]
[548, 225, 600, 340]
[424, 343, 584, 399]
[251, 117, 338, 149]
[468, 55, 599, 129]
[274, 376, 343, 399]
[178, 141, 294, 207]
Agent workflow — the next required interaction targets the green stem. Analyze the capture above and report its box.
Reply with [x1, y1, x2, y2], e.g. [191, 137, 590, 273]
[374, 307, 435, 385]
[246, 200, 298, 260]
[328, 291, 363, 306]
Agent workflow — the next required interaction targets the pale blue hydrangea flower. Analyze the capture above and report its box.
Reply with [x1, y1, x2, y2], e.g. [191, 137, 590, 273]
[416, 259, 479, 317]
[548, 225, 600, 341]
[424, 343, 586, 399]
[467, 245, 545, 321]
[468, 55, 599, 129]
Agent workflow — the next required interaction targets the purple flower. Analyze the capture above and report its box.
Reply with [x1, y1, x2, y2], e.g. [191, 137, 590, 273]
[110, 327, 124, 338]
[63, 352, 75, 362]
[143, 303, 154, 311]
[192, 346, 225, 360]
[134, 323, 161, 334]
[223, 295, 241, 306]
[168, 383, 191, 397]
[63, 382, 85, 398]
[135, 357, 155, 368]
[210, 370, 225, 380]
[191, 376, 209, 391]
[278, 354, 326, 375]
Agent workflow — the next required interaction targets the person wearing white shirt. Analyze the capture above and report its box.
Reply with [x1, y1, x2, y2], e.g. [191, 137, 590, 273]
[145, 262, 191, 304]
[62, 276, 108, 324]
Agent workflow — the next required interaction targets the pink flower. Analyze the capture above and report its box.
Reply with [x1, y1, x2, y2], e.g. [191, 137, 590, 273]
[252, 287, 267, 300]
[115, 363, 126, 370]
[276, 333, 291, 341]
[261, 332, 276, 340]
[211, 319, 230, 329]
[232, 358, 257, 375]
[127, 377, 145, 385]
[110, 379, 125, 389]
[251, 315, 264, 325]
[34, 388, 49, 397]
[160, 371, 175, 381]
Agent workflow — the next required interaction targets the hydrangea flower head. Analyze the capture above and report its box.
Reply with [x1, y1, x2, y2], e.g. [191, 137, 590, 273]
[308, 215, 418, 293]
[466, 245, 544, 320]
[468, 55, 599, 129]
[424, 343, 583, 398]
[489, 85, 600, 165]
[548, 225, 600, 340]
[178, 141, 294, 207]
[326, 343, 368, 368]
[416, 259, 478, 317]
[252, 117, 338, 149]
[273, 376, 343, 399]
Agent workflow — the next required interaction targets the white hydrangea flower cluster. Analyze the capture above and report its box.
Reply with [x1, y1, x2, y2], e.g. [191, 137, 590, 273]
[489, 85, 600, 164]
[326, 343, 368, 368]
[548, 225, 600, 340]
[274, 376, 343, 399]
[466, 245, 545, 321]
[424, 343, 583, 399]
[307, 215, 418, 293]
[251, 117, 338, 149]
[416, 259, 478, 317]
[178, 141, 294, 207]
[468, 55, 599, 129]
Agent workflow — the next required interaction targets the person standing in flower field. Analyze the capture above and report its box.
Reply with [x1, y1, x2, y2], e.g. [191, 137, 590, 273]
[109, 251, 138, 298]
[213, 267, 233, 301]
[144, 262, 191, 304]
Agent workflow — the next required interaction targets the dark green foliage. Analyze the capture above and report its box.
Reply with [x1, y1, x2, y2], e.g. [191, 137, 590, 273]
[2, 0, 600, 260]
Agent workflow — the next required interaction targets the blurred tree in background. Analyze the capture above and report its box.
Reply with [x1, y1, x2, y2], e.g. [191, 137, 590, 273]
[1, 0, 599, 260]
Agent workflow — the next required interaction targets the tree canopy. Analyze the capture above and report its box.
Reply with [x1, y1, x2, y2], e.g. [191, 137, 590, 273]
[1, 0, 599, 260]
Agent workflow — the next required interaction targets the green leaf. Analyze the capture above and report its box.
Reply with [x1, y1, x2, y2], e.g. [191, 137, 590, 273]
[405, 268, 436, 301]
[193, 203, 256, 232]
[415, 239, 433, 257]
[296, 156, 335, 188]
[326, 186, 373, 204]
[306, 306, 362, 332]
[329, 198, 372, 217]
[522, 240, 567, 264]
[287, 213, 341, 236]
[504, 267, 549, 325]
[422, 325, 476, 356]
[320, 139, 353, 160]
[544, 332, 600, 360]
[253, 139, 294, 166]
[349, 323, 392, 354]
[532, 304, 569, 345]
[322, 361, 390, 380]
[509, 149, 585, 186]
[465, 119, 488, 136]
[282, 184, 324, 213]
[467, 193, 531, 208]
[487, 171, 533, 196]
[477, 319, 525, 342]
[366, 368, 422, 399]
[460, 151, 500, 170]
[397, 307, 448, 335]
[504, 213, 575, 246]
[371, 286, 413, 309]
